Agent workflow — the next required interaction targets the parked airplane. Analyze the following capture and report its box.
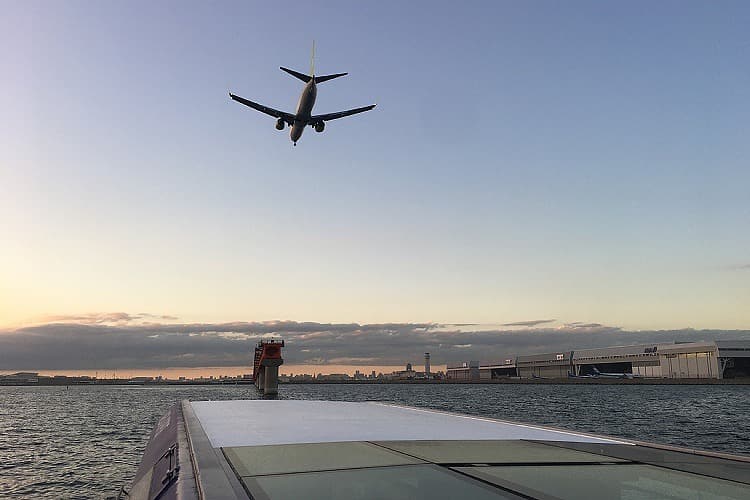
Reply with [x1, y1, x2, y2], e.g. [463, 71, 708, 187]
[591, 367, 638, 379]
[229, 43, 375, 145]
[568, 367, 640, 379]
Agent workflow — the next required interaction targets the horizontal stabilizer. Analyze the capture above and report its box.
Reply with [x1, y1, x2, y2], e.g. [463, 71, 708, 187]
[280, 67, 312, 83]
[314, 72, 347, 84]
[312, 104, 376, 122]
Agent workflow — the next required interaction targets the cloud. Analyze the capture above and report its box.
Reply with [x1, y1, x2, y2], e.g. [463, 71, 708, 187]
[35, 312, 180, 325]
[501, 319, 556, 327]
[0, 318, 748, 370]
[39, 312, 137, 324]
[719, 263, 750, 271]
[561, 322, 615, 333]
[139, 313, 180, 321]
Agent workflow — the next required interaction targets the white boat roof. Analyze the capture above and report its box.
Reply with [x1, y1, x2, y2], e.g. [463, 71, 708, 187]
[190, 400, 629, 448]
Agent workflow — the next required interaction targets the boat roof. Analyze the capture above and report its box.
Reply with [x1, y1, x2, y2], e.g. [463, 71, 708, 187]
[190, 400, 627, 447]
[128, 399, 750, 500]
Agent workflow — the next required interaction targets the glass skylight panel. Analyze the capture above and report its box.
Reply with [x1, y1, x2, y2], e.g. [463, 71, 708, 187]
[453, 464, 750, 500]
[374, 440, 624, 464]
[223, 441, 423, 476]
[244, 465, 521, 500]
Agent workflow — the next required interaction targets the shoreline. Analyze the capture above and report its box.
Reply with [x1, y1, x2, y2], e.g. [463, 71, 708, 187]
[2, 377, 750, 386]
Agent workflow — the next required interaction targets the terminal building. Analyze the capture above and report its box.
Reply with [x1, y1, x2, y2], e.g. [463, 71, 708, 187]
[446, 340, 750, 380]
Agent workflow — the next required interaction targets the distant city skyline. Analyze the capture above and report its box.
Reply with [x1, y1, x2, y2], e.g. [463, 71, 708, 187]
[2, 2, 749, 371]
[0, 364, 437, 379]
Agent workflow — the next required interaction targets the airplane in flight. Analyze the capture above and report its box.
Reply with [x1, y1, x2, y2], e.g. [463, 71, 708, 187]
[229, 44, 375, 146]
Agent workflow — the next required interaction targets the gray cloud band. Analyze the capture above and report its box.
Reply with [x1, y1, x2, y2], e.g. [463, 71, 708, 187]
[1, 320, 748, 370]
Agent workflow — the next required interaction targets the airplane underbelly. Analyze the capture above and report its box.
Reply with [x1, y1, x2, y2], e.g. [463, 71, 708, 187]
[291, 83, 315, 142]
[296, 88, 316, 119]
[290, 123, 304, 142]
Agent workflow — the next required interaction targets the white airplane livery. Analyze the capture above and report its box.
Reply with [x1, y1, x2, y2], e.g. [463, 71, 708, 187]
[229, 43, 375, 145]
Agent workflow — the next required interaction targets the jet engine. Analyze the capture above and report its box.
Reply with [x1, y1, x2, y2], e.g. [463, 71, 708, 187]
[314, 122, 325, 133]
[275, 118, 285, 130]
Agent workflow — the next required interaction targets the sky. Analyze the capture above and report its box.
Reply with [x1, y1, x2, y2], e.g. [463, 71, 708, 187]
[1, 2, 749, 372]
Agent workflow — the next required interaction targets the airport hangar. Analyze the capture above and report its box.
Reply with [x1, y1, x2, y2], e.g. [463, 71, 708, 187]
[446, 340, 750, 380]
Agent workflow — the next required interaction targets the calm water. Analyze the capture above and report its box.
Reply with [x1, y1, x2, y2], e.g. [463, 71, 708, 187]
[1, 384, 748, 499]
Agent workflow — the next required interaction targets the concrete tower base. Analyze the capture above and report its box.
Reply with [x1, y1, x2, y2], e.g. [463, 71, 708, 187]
[263, 365, 279, 395]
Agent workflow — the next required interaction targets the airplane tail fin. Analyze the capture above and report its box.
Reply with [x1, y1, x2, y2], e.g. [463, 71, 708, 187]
[280, 66, 312, 83]
[310, 40, 315, 76]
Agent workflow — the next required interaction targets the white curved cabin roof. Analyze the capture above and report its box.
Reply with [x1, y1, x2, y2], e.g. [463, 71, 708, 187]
[190, 400, 628, 448]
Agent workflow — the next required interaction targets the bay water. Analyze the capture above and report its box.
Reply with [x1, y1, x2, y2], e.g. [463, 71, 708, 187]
[1, 384, 748, 499]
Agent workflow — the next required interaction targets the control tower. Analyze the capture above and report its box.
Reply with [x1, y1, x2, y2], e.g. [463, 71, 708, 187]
[253, 339, 284, 395]
[424, 352, 431, 377]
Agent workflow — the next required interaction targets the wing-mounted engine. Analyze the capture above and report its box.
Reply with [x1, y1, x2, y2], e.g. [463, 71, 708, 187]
[275, 118, 285, 130]
[314, 121, 325, 133]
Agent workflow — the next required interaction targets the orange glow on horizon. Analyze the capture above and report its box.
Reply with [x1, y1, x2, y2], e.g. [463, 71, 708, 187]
[0, 364, 447, 379]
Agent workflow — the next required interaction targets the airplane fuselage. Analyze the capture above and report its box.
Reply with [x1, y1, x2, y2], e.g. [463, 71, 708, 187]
[290, 79, 317, 144]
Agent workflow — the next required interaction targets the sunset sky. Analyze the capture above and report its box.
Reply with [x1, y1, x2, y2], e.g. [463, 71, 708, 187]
[2, 2, 748, 372]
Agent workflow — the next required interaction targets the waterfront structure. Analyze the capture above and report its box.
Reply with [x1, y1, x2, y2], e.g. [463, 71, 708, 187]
[128, 376, 156, 384]
[0, 372, 40, 384]
[424, 352, 431, 376]
[446, 340, 750, 380]
[0, 372, 97, 385]
[387, 366, 417, 380]
[316, 373, 349, 381]
[517, 352, 572, 379]
[715, 341, 750, 378]
[252, 339, 284, 394]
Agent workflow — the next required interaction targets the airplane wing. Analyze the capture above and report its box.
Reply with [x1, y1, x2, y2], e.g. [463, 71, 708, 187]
[229, 93, 295, 124]
[311, 104, 376, 122]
